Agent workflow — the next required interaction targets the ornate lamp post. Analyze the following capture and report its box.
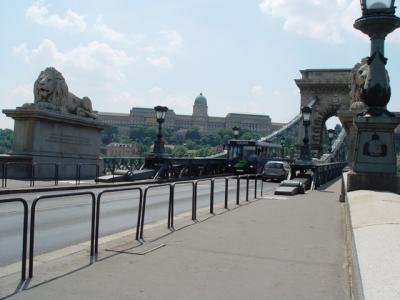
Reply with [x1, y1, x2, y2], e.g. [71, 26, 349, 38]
[232, 126, 240, 139]
[152, 105, 168, 157]
[351, 0, 400, 175]
[299, 106, 312, 161]
[354, 0, 400, 115]
[280, 135, 286, 158]
[328, 129, 336, 153]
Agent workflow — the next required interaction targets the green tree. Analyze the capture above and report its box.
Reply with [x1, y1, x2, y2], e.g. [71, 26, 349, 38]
[101, 127, 118, 144]
[0, 129, 13, 153]
[185, 128, 201, 141]
[194, 147, 212, 157]
[172, 145, 188, 157]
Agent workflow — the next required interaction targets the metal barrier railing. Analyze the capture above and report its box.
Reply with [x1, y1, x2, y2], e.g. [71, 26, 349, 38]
[28, 191, 96, 278]
[76, 164, 100, 185]
[3, 162, 34, 188]
[139, 184, 173, 240]
[0, 173, 268, 280]
[194, 179, 215, 219]
[1, 163, 4, 188]
[169, 181, 195, 229]
[1, 162, 101, 188]
[31, 163, 59, 187]
[0, 198, 28, 280]
[95, 187, 143, 255]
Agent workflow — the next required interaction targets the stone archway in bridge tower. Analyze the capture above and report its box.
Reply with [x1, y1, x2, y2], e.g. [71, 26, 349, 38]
[295, 69, 352, 158]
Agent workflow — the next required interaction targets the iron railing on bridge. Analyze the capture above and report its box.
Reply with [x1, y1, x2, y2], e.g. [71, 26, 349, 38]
[1, 174, 264, 280]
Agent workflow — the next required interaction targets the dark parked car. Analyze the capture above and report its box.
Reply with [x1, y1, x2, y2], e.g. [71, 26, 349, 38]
[262, 161, 291, 182]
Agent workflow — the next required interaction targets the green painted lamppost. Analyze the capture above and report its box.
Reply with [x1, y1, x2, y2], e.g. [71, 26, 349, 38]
[328, 129, 336, 153]
[351, 0, 400, 175]
[354, 0, 400, 115]
[153, 105, 168, 157]
[299, 106, 312, 161]
[280, 135, 286, 158]
[232, 126, 240, 139]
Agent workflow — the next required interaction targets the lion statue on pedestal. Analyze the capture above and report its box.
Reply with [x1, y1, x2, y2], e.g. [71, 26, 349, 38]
[349, 57, 369, 112]
[28, 67, 97, 119]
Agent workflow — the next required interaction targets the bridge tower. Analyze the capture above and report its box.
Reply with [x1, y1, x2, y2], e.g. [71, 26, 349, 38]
[295, 69, 351, 158]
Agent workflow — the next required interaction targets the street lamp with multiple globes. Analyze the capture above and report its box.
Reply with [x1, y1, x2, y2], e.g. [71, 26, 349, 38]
[327, 129, 336, 153]
[232, 126, 240, 139]
[152, 105, 168, 157]
[299, 106, 312, 161]
[354, 0, 400, 115]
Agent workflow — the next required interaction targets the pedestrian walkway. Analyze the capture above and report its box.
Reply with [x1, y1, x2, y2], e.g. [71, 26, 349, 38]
[1, 179, 350, 300]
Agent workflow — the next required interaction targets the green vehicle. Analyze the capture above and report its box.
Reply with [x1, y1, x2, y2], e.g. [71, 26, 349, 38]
[226, 139, 283, 174]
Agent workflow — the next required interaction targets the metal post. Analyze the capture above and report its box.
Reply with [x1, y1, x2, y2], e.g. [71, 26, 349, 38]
[210, 179, 215, 214]
[261, 178, 264, 197]
[246, 175, 249, 201]
[169, 184, 174, 228]
[224, 177, 229, 209]
[254, 175, 258, 199]
[55, 164, 59, 186]
[192, 181, 198, 221]
[236, 176, 240, 205]
[4, 164, 8, 188]
[30, 164, 35, 187]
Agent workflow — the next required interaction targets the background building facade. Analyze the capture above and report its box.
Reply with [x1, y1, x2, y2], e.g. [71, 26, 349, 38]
[98, 93, 284, 135]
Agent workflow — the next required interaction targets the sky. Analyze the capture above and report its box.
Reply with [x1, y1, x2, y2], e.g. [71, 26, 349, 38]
[1, 0, 400, 130]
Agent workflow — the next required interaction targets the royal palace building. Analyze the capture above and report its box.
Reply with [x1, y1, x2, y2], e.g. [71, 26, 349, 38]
[98, 93, 284, 135]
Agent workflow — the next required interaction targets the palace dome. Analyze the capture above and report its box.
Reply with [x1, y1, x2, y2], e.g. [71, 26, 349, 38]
[194, 93, 207, 106]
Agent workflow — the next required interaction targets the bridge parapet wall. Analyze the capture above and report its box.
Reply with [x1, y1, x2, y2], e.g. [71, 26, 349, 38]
[341, 172, 400, 299]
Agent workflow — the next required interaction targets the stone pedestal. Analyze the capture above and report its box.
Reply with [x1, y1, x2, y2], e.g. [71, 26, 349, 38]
[337, 110, 359, 167]
[2, 107, 106, 179]
[352, 113, 399, 174]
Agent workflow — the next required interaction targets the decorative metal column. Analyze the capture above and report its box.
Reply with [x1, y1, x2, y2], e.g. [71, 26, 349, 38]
[351, 0, 400, 175]
[232, 126, 240, 139]
[328, 129, 336, 153]
[280, 135, 286, 158]
[152, 105, 168, 158]
[299, 106, 312, 162]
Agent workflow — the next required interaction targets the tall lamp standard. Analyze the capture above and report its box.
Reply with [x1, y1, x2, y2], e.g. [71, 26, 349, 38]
[299, 106, 312, 161]
[232, 126, 240, 139]
[328, 129, 336, 153]
[152, 105, 168, 158]
[280, 135, 286, 158]
[354, 0, 400, 116]
[351, 0, 400, 175]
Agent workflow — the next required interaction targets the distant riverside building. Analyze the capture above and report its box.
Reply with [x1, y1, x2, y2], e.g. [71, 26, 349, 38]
[105, 142, 137, 157]
[98, 93, 284, 135]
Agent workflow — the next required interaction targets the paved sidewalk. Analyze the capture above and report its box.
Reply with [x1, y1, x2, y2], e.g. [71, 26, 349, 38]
[1, 180, 350, 300]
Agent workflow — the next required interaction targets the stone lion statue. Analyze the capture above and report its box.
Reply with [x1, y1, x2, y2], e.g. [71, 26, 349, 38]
[27, 67, 97, 119]
[349, 57, 368, 111]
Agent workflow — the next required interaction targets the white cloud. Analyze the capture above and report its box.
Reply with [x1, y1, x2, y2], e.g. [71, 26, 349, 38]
[273, 90, 281, 97]
[26, 1, 87, 32]
[259, 0, 360, 44]
[159, 30, 183, 53]
[147, 87, 191, 112]
[146, 56, 173, 69]
[13, 39, 135, 80]
[251, 85, 265, 97]
[93, 16, 131, 43]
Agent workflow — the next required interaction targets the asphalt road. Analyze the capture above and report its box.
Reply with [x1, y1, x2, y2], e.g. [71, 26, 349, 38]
[0, 179, 279, 267]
